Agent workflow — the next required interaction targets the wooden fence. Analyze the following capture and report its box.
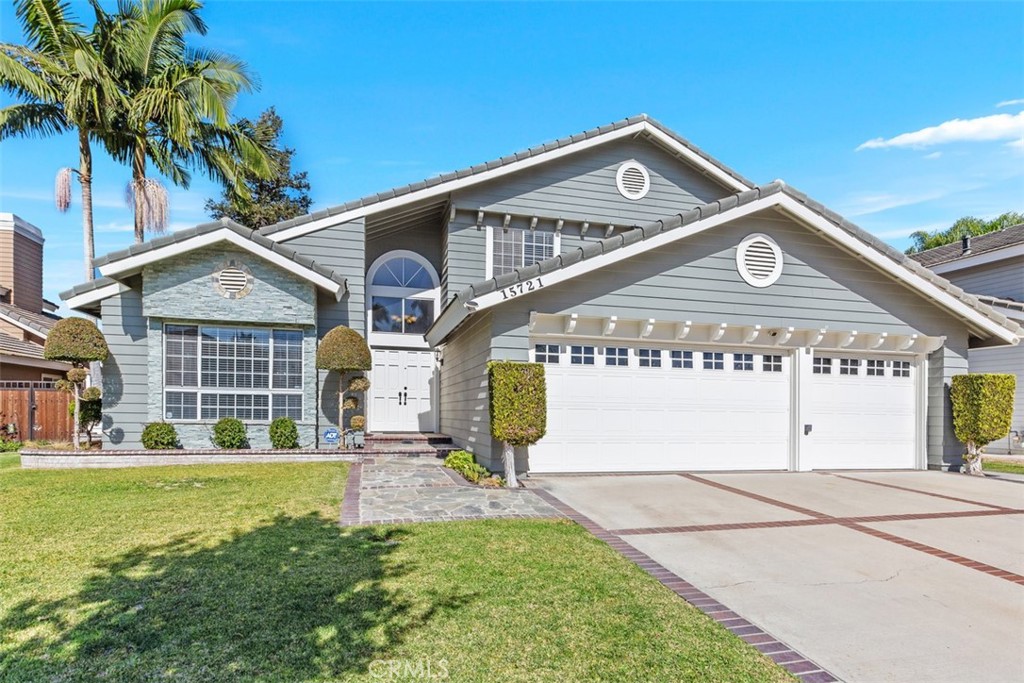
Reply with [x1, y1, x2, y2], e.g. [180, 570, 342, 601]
[0, 382, 73, 442]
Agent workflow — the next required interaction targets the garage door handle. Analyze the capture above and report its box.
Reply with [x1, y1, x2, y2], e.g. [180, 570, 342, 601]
[804, 424, 813, 436]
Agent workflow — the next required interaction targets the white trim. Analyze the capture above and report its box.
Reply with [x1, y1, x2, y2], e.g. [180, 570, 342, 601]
[97, 229, 345, 296]
[366, 250, 440, 350]
[0, 213, 45, 245]
[427, 192, 1021, 347]
[928, 243, 1024, 274]
[735, 232, 784, 287]
[63, 282, 131, 311]
[265, 121, 751, 242]
[0, 311, 49, 339]
[615, 161, 651, 200]
[0, 355, 69, 370]
[484, 225, 561, 280]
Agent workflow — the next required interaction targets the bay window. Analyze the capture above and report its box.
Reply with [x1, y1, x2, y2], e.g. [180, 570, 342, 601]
[164, 324, 303, 422]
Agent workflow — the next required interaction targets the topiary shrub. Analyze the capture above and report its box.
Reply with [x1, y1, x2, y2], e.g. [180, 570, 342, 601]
[68, 392, 102, 446]
[489, 361, 546, 487]
[44, 317, 108, 452]
[348, 376, 371, 393]
[212, 417, 248, 449]
[350, 415, 366, 432]
[951, 373, 1016, 475]
[269, 417, 299, 449]
[444, 449, 490, 484]
[316, 326, 371, 372]
[342, 396, 359, 410]
[141, 422, 178, 450]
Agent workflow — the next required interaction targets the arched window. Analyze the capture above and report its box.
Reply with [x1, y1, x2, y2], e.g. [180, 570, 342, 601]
[366, 251, 440, 345]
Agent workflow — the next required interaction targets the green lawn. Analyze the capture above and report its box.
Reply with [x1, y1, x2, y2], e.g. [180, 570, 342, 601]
[0, 456, 791, 682]
[983, 459, 1024, 475]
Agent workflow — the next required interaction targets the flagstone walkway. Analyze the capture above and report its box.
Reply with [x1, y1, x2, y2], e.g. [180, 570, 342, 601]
[340, 456, 561, 525]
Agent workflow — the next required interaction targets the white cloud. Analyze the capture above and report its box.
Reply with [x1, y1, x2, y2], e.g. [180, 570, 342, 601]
[838, 191, 946, 217]
[923, 151, 942, 160]
[96, 220, 195, 234]
[857, 112, 1024, 150]
[997, 98, 1024, 108]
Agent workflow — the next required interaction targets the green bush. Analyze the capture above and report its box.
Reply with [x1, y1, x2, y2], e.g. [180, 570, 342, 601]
[212, 418, 248, 449]
[951, 374, 1016, 471]
[348, 376, 371, 393]
[489, 361, 547, 446]
[444, 449, 490, 483]
[43, 317, 109, 363]
[0, 440, 23, 453]
[316, 326, 371, 371]
[349, 415, 366, 431]
[141, 422, 178, 450]
[269, 417, 299, 449]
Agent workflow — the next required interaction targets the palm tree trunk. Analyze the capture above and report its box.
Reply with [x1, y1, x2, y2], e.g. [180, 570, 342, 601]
[132, 138, 146, 244]
[78, 129, 95, 281]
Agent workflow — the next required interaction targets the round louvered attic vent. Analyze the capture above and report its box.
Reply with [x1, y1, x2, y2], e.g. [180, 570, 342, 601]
[212, 260, 253, 299]
[615, 161, 651, 200]
[736, 233, 783, 287]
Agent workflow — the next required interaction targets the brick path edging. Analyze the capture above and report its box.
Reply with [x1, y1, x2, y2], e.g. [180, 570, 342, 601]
[21, 451, 362, 469]
[528, 487, 838, 682]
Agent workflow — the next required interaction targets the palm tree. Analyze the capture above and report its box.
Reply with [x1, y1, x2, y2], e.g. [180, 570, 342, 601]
[0, 0, 122, 281]
[108, 0, 271, 243]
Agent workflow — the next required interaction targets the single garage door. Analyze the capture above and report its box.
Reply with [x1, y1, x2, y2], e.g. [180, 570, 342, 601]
[801, 354, 917, 470]
[528, 342, 791, 473]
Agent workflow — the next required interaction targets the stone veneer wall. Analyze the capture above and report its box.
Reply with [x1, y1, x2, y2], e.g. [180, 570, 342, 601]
[141, 245, 320, 449]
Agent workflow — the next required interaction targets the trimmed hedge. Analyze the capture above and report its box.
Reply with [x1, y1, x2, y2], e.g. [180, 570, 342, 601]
[489, 361, 547, 446]
[44, 317, 109, 364]
[316, 326, 371, 371]
[141, 422, 178, 449]
[212, 418, 248, 449]
[951, 374, 1016, 453]
[269, 417, 299, 449]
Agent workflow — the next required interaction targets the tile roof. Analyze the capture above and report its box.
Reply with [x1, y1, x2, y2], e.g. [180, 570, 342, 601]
[0, 303, 60, 336]
[0, 330, 45, 360]
[76, 218, 347, 293]
[442, 181, 1022, 339]
[258, 114, 755, 236]
[908, 224, 1024, 267]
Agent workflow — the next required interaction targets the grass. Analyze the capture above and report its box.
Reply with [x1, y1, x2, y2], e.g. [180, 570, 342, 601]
[0, 456, 791, 682]
[983, 459, 1024, 475]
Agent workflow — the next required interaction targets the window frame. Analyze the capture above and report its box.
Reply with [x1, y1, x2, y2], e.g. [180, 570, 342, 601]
[733, 353, 754, 371]
[670, 349, 693, 369]
[762, 354, 783, 373]
[839, 358, 861, 376]
[570, 345, 596, 366]
[813, 356, 833, 375]
[866, 359, 885, 377]
[891, 360, 912, 378]
[703, 351, 725, 370]
[366, 250, 440, 350]
[638, 348, 663, 368]
[485, 226, 561, 279]
[534, 343, 561, 365]
[604, 346, 629, 367]
[162, 323, 305, 424]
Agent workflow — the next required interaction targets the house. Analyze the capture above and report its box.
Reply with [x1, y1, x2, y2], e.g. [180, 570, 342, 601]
[0, 213, 67, 383]
[61, 115, 1021, 472]
[910, 226, 1024, 453]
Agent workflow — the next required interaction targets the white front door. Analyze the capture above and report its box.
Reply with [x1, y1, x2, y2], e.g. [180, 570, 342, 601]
[800, 354, 917, 470]
[369, 349, 435, 432]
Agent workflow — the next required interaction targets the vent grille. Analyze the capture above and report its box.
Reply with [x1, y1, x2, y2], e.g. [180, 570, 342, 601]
[736, 234, 783, 288]
[743, 240, 778, 280]
[615, 162, 651, 200]
[218, 268, 249, 293]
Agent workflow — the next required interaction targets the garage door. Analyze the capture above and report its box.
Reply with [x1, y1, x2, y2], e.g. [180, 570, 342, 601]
[528, 342, 791, 473]
[801, 354, 917, 470]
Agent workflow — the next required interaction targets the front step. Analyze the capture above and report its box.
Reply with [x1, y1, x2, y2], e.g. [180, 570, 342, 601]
[366, 432, 454, 447]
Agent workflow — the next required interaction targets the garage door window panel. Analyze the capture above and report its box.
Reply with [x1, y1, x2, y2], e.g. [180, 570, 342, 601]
[840, 358, 860, 376]
[763, 355, 783, 372]
[813, 357, 833, 375]
[638, 349, 662, 368]
[866, 359, 885, 377]
[733, 353, 754, 371]
[535, 344, 560, 364]
[892, 360, 911, 378]
[605, 347, 628, 367]
[570, 345, 595, 365]
[703, 352, 724, 370]
[671, 350, 693, 369]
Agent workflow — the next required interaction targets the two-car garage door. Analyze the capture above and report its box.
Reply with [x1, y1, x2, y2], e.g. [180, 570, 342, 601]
[529, 342, 918, 473]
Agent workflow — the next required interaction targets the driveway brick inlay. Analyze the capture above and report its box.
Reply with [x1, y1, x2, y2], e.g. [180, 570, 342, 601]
[341, 457, 561, 525]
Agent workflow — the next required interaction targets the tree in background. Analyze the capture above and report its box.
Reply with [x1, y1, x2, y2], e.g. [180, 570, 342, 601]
[0, 0, 122, 280]
[906, 212, 1024, 254]
[103, 0, 272, 243]
[205, 107, 312, 227]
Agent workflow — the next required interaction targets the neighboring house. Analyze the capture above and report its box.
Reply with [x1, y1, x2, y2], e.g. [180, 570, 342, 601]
[0, 214, 66, 383]
[910, 226, 1024, 453]
[61, 115, 1021, 472]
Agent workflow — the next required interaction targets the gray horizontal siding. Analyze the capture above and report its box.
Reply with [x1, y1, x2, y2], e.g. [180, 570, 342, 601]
[491, 213, 965, 359]
[100, 288, 148, 449]
[452, 138, 730, 226]
[944, 256, 1024, 301]
[367, 221, 443, 282]
[439, 312, 494, 468]
[928, 343, 968, 470]
[969, 345, 1024, 433]
[281, 217, 366, 441]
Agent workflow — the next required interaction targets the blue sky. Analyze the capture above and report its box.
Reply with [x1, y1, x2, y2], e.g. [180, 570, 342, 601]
[2, 1, 1022, 305]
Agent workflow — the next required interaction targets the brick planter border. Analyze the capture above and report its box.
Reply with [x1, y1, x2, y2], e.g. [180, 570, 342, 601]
[20, 448, 363, 469]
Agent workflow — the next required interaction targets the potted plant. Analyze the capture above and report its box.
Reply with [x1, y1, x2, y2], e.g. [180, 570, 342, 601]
[345, 415, 366, 449]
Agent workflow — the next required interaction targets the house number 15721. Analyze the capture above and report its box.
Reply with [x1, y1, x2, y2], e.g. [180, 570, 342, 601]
[499, 277, 545, 300]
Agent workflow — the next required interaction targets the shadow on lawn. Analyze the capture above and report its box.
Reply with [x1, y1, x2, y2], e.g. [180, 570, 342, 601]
[0, 515, 473, 681]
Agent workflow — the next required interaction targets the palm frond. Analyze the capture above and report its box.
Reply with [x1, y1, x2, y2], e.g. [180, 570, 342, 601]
[0, 102, 66, 139]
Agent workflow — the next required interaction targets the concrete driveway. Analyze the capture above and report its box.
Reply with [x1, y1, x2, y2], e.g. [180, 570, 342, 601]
[530, 471, 1024, 683]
